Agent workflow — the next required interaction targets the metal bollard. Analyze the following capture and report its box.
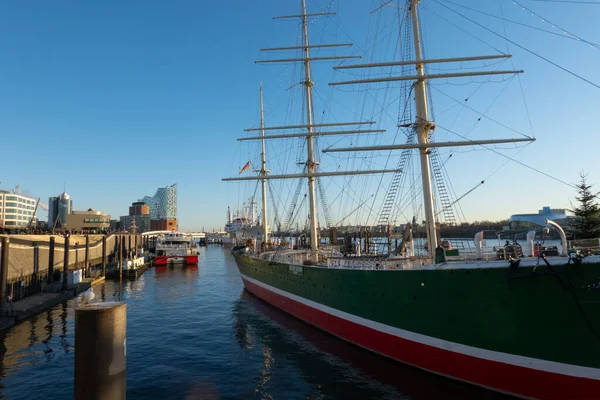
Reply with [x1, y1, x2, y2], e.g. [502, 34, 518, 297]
[74, 302, 126, 400]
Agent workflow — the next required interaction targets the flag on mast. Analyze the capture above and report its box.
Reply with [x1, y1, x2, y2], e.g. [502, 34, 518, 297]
[239, 161, 251, 174]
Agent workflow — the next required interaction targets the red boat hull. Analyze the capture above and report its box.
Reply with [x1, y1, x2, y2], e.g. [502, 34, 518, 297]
[241, 274, 600, 400]
[155, 255, 198, 266]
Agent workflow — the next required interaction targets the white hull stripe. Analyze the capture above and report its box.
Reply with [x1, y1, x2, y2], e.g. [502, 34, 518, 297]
[241, 273, 600, 380]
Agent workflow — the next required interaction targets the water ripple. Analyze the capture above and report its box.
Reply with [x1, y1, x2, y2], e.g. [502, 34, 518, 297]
[0, 247, 512, 400]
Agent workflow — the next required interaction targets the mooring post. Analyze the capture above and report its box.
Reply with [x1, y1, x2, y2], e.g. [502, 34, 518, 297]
[48, 237, 55, 284]
[0, 237, 9, 315]
[63, 236, 70, 291]
[74, 302, 126, 400]
[134, 235, 138, 256]
[84, 235, 90, 278]
[127, 235, 131, 259]
[101, 235, 107, 277]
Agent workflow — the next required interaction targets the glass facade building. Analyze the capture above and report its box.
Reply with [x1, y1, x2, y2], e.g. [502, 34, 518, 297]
[139, 184, 177, 221]
[0, 189, 39, 228]
[48, 192, 73, 228]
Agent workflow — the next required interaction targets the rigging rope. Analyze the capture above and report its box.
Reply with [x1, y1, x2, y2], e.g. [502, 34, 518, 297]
[499, 1, 535, 137]
[442, 0, 600, 48]
[432, 0, 600, 90]
[435, 122, 577, 189]
[510, 0, 600, 49]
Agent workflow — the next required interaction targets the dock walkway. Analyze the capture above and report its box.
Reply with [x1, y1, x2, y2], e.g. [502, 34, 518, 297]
[0, 276, 105, 331]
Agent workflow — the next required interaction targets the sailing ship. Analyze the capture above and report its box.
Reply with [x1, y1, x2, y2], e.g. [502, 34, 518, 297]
[224, 197, 269, 246]
[222, 1, 600, 399]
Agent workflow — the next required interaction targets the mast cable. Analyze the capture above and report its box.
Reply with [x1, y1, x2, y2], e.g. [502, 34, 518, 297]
[510, 0, 600, 48]
[431, 0, 600, 90]
[499, 1, 535, 137]
[442, 0, 600, 47]
[436, 123, 577, 188]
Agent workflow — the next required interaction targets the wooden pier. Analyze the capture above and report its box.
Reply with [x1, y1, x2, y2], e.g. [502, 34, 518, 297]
[0, 233, 152, 332]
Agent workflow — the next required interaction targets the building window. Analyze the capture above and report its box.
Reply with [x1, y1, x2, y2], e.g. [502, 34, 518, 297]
[5, 196, 16, 201]
[5, 209, 16, 214]
[5, 202, 16, 207]
[5, 221, 16, 226]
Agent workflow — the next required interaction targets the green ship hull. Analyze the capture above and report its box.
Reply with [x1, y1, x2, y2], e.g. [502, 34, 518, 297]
[233, 251, 600, 399]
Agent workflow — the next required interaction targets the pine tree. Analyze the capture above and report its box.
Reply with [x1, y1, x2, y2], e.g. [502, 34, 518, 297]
[570, 173, 600, 239]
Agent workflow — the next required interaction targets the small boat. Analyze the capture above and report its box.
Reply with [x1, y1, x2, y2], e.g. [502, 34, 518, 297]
[155, 231, 198, 266]
[122, 255, 145, 270]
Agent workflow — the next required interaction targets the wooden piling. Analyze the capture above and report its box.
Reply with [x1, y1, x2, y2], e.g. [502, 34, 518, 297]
[33, 243, 39, 290]
[75, 241, 79, 270]
[84, 235, 90, 278]
[74, 302, 126, 400]
[101, 236, 107, 277]
[118, 235, 123, 279]
[48, 237, 55, 284]
[128, 235, 131, 259]
[0, 237, 9, 315]
[63, 236, 70, 291]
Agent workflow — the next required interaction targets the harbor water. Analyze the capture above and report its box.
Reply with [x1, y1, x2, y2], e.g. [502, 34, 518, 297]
[0, 246, 512, 400]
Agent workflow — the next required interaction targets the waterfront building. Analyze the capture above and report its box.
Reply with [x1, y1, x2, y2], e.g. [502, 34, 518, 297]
[509, 206, 574, 229]
[139, 184, 178, 231]
[0, 189, 39, 228]
[120, 201, 151, 233]
[109, 219, 121, 232]
[66, 209, 110, 232]
[48, 192, 73, 228]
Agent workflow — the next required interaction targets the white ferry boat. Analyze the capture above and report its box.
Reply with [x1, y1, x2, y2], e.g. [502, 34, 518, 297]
[155, 231, 198, 265]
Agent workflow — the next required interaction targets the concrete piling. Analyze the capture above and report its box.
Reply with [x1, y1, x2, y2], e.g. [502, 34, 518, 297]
[74, 302, 126, 400]
[63, 236, 70, 291]
[48, 237, 55, 284]
[1, 237, 9, 315]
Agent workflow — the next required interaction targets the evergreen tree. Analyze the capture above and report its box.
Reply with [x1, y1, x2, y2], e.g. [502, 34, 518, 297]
[570, 173, 600, 239]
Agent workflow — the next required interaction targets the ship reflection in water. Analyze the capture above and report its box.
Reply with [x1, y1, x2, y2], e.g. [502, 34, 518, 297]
[234, 291, 512, 400]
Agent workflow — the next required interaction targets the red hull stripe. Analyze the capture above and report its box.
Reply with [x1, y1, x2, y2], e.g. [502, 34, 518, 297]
[241, 274, 599, 400]
[155, 255, 198, 265]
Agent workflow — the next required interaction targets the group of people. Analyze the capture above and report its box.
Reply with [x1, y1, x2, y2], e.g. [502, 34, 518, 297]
[0, 227, 114, 236]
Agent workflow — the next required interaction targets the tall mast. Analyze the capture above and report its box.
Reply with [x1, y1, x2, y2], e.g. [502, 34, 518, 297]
[326, 0, 527, 262]
[223, 3, 405, 258]
[410, 0, 437, 255]
[301, 0, 319, 263]
[259, 82, 269, 244]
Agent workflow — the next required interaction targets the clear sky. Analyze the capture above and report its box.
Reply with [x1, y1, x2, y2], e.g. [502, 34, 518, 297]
[0, 0, 598, 232]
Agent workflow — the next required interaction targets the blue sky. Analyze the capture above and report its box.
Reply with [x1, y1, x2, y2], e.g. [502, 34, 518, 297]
[0, 0, 598, 232]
